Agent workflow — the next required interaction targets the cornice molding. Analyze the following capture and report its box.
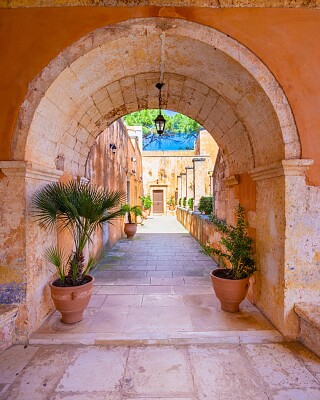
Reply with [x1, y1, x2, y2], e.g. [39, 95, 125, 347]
[0, 161, 63, 182]
[249, 159, 314, 181]
[223, 175, 239, 187]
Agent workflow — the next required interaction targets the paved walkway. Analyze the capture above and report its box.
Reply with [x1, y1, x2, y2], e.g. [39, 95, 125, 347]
[1, 342, 320, 400]
[31, 215, 281, 345]
[1, 216, 320, 399]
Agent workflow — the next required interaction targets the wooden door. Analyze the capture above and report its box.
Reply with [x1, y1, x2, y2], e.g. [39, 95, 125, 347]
[153, 190, 164, 213]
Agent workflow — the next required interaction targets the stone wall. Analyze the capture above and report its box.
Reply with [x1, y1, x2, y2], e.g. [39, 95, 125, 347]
[0, 162, 62, 342]
[87, 119, 143, 254]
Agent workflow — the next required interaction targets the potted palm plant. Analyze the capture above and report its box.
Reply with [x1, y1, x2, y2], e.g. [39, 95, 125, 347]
[203, 204, 256, 312]
[140, 195, 152, 218]
[167, 195, 175, 211]
[32, 181, 125, 323]
[120, 204, 142, 237]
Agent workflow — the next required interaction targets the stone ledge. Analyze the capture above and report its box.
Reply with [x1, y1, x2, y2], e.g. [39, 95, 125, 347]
[0, 305, 18, 353]
[295, 302, 320, 357]
[0, 305, 18, 325]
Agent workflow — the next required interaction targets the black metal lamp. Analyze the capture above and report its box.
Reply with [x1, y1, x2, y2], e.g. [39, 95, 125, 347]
[109, 143, 117, 154]
[154, 83, 166, 135]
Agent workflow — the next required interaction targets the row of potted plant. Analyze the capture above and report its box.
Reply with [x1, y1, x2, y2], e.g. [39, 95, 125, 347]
[32, 181, 255, 324]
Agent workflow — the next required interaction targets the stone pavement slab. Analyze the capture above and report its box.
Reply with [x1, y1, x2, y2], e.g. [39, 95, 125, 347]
[32, 216, 282, 345]
[0, 343, 319, 400]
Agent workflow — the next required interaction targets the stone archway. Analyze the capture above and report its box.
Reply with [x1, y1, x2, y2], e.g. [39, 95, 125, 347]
[12, 18, 300, 174]
[2, 17, 316, 340]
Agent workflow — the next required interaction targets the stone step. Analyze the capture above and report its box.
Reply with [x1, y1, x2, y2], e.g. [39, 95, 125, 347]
[29, 329, 284, 346]
[0, 305, 18, 352]
[295, 303, 320, 357]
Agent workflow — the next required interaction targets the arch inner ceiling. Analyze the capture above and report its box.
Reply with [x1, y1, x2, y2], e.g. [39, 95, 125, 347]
[15, 18, 300, 177]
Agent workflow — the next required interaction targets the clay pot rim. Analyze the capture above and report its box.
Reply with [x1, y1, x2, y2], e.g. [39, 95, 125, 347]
[210, 268, 250, 282]
[50, 274, 94, 288]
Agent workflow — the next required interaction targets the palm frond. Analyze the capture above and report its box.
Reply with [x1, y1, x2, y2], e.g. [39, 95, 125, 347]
[83, 255, 97, 276]
[45, 246, 68, 283]
[33, 181, 125, 285]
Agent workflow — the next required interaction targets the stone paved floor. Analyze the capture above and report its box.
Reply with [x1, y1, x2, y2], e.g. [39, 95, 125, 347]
[31, 216, 281, 345]
[2, 216, 320, 399]
[0, 342, 320, 399]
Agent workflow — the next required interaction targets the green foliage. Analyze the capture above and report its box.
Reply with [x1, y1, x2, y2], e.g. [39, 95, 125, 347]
[182, 197, 187, 207]
[45, 246, 68, 284]
[140, 195, 152, 210]
[124, 110, 202, 137]
[203, 204, 256, 280]
[198, 196, 213, 215]
[167, 196, 175, 206]
[120, 204, 142, 224]
[188, 198, 194, 209]
[32, 181, 125, 286]
[178, 198, 182, 206]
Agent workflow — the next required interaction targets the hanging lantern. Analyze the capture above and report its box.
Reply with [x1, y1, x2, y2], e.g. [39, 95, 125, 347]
[154, 82, 166, 135]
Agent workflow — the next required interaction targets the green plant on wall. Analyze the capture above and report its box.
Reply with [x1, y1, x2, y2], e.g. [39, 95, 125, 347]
[188, 197, 194, 209]
[198, 195, 213, 215]
[178, 198, 182, 206]
[203, 204, 256, 280]
[182, 197, 187, 207]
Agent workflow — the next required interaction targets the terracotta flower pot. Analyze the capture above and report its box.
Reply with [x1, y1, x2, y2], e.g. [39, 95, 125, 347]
[49, 275, 94, 324]
[210, 269, 250, 312]
[124, 223, 137, 237]
[142, 210, 148, 219]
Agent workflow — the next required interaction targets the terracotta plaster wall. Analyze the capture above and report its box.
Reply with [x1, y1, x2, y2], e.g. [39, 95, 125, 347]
[87, 119, 142, 252]
[1, 8, 320, 183]
[128, 137, 143, 209]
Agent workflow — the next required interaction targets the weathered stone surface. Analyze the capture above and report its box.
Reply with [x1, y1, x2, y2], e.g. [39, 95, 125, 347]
[272, 388, 320, 399]
[57, 347, 128, 392]
[123, 346, 193, 397]
[244, 343, 319, 389]
[0, 345, 38, 384]
[295, 303, 320, 357]
[0, 305, 18, 352]
[189, 345, 269, 400]
[1, 346, 75, 400]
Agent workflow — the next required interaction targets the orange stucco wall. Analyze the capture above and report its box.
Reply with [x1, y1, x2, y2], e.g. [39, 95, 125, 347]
[1, 7, 320, 184]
